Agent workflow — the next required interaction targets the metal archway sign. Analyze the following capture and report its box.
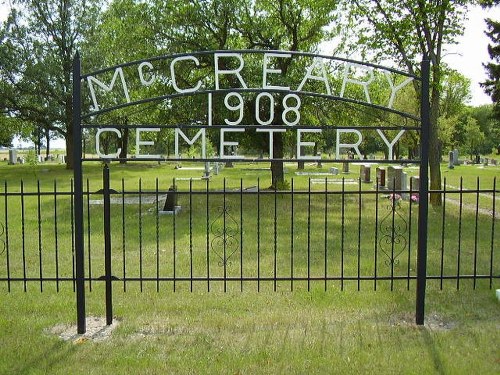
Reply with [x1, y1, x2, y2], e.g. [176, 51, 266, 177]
[72, 50, 430, 333]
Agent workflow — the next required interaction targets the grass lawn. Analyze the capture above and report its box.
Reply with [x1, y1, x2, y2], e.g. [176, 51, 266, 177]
[0, 287, 499, 374]
[0, 159, 499, 374]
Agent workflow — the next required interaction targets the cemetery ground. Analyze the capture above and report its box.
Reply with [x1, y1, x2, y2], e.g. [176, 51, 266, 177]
[0, 155, 499, 374]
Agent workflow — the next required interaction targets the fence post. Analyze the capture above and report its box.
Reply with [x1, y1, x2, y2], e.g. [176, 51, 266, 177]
[103, 163, 113, 325]
[72, 52, 86, 334]
[416, 57, 431, 325]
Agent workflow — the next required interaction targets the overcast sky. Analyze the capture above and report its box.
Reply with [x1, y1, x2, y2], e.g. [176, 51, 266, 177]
[0, 2, 498, 107]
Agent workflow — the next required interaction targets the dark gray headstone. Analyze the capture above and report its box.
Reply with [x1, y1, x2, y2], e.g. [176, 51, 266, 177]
[8, 149, 16, 165]
[163, 185, 178, 212]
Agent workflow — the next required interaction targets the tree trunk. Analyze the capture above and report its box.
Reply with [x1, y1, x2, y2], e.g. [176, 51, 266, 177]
[119, 127, 129, 164]
[270, 132, 285, 189]
[65, 128, 74, 170]
[428, 85, 442, 206]
[45, 131, 51, 159]
[65, 93, 74, 169]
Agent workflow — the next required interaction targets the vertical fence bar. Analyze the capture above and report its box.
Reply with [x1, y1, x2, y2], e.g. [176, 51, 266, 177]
[189, 179, 193, 292]
[122, 179, 126, 292]
[407, 178, 413, 291]
[21, 180, 26, 292]
[4, 181, 10, 292]
[374, 180, 379, 291]
[457, 178, 463, 290]
[390, 181, 396, 292]
[173, 178, 177, 292]
[257, 178, 261, 292]
[139, 178, 143, 292]
[206, 179, 210, 292]
[240, 179, 243, 292]
[341, 178, 345, 291]
[37, 180, 43, 292]
[86, 179, 92, 291]
[440, 179, 447, 290]
[416, 58, 430, 325]
[70, 180, 75, 293]
[155, 178, 160, 293]
[274, 182, 278, 292]
[357, 178, 362, 291]
[324, 178, 328, 291]
[54, 181, 60, 292]
[223, 178, 227, 293]
[490, 177, 496, 289]
[473, 177, 480, 289]
[290, 179, 294, 291]
[307, 179, 311, 291]
[72, 52, 86, 333]
[103, 163, 113, 326]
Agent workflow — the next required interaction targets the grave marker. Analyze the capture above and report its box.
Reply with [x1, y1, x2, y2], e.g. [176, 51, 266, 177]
[387, 166, 403, 191]
[376, 167, 386, 188]
[360, 164, 371, 183]
[8, 149, 16, 165]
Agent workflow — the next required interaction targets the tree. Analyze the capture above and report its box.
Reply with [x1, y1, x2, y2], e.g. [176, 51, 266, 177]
[481, 0, 500, 121]
[87, 0, 337, 188]
[0, 0, 100, 169]
[345, 0, 471, 206]
[470, 104, 500, 154]
[462, 117, 486, 160]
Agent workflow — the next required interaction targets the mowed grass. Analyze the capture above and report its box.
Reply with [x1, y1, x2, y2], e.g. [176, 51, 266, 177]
[0, 159, 499, 374]
[0, 286, 499, 375]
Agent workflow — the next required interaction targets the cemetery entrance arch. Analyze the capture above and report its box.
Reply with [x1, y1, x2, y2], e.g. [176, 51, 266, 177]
[72, 50, 431, 333]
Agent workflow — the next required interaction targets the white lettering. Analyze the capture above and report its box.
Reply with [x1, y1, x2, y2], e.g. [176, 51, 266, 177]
[170, 56, 203, 93]
[256, 128, 286, 159]
[214, 53, 247, 90]
[220, 128, 244, 159]
[87, 68, 130, 111]
[138, 62, 155, 86]
[340, 63, 374, 104]
[175, 128, 206, 158]
[136, 128, 160, 159]
[376, 129, 405, 160]
[336, 129, 363, 159]
[96, 128, 122, 159]
[297, 58, 331, 95]
[262, 53, 291, 90]
[384, 73, 413, 109]
[297, 129, 322, 160]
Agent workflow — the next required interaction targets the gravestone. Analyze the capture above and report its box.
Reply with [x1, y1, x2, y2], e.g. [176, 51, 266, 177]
[8, 149, 16, 165]
[448, 151, 454, 169]
[387, 166, 403, 191]
[484, 158, 489, 166]
[342, 161, 350, 174]
[163, 185, 178, 212]
[329, 167, 339, 175]
[492, 159, 497, 166]
[376, 167, 386, 188]
[213, 162, 220, 175]
[360, 164, 371, 183]
[453, 149, 459, 166]
[410, 176, 420, 192]
[401, 172, 409, 199]
[203, 162, 211, 179]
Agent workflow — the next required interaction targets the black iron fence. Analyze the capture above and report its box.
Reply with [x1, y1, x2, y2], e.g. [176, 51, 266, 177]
[1, 174, 498, 293]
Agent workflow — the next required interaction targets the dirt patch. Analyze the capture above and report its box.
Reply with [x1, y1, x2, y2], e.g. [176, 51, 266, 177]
[47, 316, 120, 343]
[388, 312, 457, 331]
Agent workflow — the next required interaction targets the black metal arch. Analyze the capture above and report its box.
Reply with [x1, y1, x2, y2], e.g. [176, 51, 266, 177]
[80, 49, 420, 121]
[72, 50, 430, 334]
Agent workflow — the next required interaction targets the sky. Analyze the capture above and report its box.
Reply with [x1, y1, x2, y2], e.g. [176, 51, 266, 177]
[0, 2, 499, 146]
